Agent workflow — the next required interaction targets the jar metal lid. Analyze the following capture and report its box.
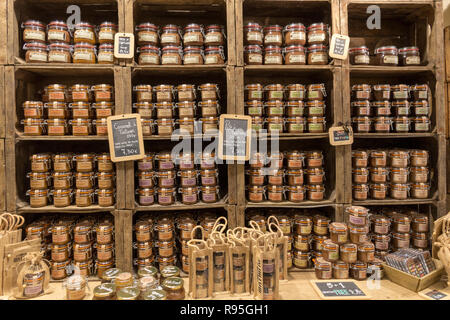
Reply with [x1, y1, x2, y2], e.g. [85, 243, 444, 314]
[244, 22, 262, 29]
[23, 20, 46, 28]
[373, 84, 391, 90]
[307, 44, 328, 51]
[264, 25, 282, 32]
[183, 46, 203, 52]
[341, 243, 357, 252]
[307, 23, 327, 30]
[24, 42, 47, 50]
[100, 22, 118, 29]
[162, 276, 183, 290]
[285, 45, 306, 52]
[399, 46, 419, 53]
[284, 23, 306, 31]
[75, 22, 95, 29]
[48, 42, 72, 50]
[136, 22, 159, 30]
[162, 24, 179, 30]
[74, 43, 96, 49]
[358, 242, 375, 251]
[265, 45, 282, 52]
[349, 46, 369, 53]
[375, 46, 398, 53]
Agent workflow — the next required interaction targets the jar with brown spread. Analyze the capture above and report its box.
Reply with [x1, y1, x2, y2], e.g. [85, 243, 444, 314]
[307, 84, 326, 101]
[156, 118, 174, 135]
[265, 84, 284, 101]
[285, 185, 305, 202]
[75, 189, 95, 207]
[411, 214, 428, 233]
[390, 167, 409, 184]
[285, 151, 304, 169]
[315, 258, 332, 279]
[353, 168, 369, 184]
[205, 46, 225, 65]
[73, 43, 96, 64]
[266, 185, 284, 202]
[22, 20, 46, 43]
[70, 119, 92, 136]
[201, 185, 220, 203]
[307, 44, 328, 65]
[93, 102, 114, 119]
[267, 117, 284, 133]
[392, 232, 410, 250]
[392, 214, 411, 233]
[138, 45, 160, 65]
[157, 187, 176, 205]
[69, 102, 92, 119]
[52, 224, 71, 244]
[307, 117, 326, 133]
[389, 150, 409, 168]
[306, 100, 326, 117]
[352, 150, 368, 168]
[391, 84, 410, 100]
[23, 42, 48, 63]
[411, 84, 428, 101]
[246, 100, 264, 117]
[370, 183, 388, 200]
[244, 45, 263, 65]
[352, 84, 372, 101]
[285, 117, 305, 133]
[22, 118, 46, 136]
[329, 222, 348, 244]
[179, 187, 199, 205]
[307, 23, 328, 45]
[205, 25, 225, 46]
[412, 232, 428, 249]
[411, 101, 429, 117]
[340, 243, 358, 263]
[28, 171, 51, 190]
[161, 46, 183, 65]
[199, 100, 219, 117]
[333, 261, 349, 279]
[183, 46, 204, 65]
[293, 250, 309, 269]
[390, 183, 410, 200]
[284, 45, 306, 65]
[351, 262, 368, 281]
[183, 24, 204, 46]
[413, 116, 431, 132]
[285, 102, 304, 118]
[265, 100, 284, 117]
[349, 225, 368, 244]
[98, 44, 115, 64]
[373, 116, 392, 133]
[410, 183, 430, 199]
[306, 168, 325, 185]
[349, 46, 370, 65]
[370, 150, 387, 167]
[322, 240, 339, 262]
[369, 167, 389, 183]
[244, 22, 263, 45]
[251, 116, 264, 131]
[351, 101, 371, 117]
[27, 189, 50, 207]
[353, 184, 369, 201]
[264, 46, 283, 65]
[370, 215, 390, 235]
[201, 117, 219, 133]
[245, 83, 263, 101]
[357, 243, 375, 263]
[294, 234, 310, 252]
[51, 260, 71, 280]
[75, 171, 95, 189]
[375, 46, 398, 66]
[399, 47, 420, 66]
[73, 242, 93, 262]
[160, 25, 181, 46]
[200, 169, 218, 186]
[371, 101, 391, 116]
[23, 101, 44, 119]
[48, 43, 72, 63]
[373, 84, 391, 101]
[136, 23, 159, 46]
[156, 239, 175, 257]
[247, 185, 265, 202]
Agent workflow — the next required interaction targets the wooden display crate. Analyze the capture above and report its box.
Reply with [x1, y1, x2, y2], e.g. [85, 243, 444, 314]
[0, 139, 5, 212]
[7, 0, 125, 65]
[445, 26, 450, 82]
[123, 0, 236, 66]
[383, 259, 445, 292]
[235, 0, 341, 67]
[0, 0, 7, 65]
[0, 66, 5, 139]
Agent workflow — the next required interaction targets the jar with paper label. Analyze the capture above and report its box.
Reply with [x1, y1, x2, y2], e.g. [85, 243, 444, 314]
[155, 118, 173, 135]
[399, 46, 420, 66]
[203, 25, 224, 46]
[372, 101, 391, 116]
[23, 101, 44, 119]
[263, 25, 282, 46]
[392, 232, 410, 251]
[373, 116, 392, 133]
[183, 46, 203, 65]
[410, 84, 428, 101]
[369, 167, 389, 183]
[411, 214, 429, 233]
[51, 242, 71, 262]
[352, 101, 371, 117]
[410, 182, 430, 199]
[97, 153, 114, 172]
[307, 184, 325, 201]
[97, 172, 115, 190]
[75, 171, 95, 189]
[351, 117, 371, 133]
[266, 185, 284, 202]
[205, 46, 225, 65]
[160, 46, 182, 65]
[96, 259, 115, 279]
[31, 153, 52, 172]
[201, 185, 219, 203]
[322, 240, 339, 262]
[352, 150, 368, 168]
[251, 116, 264, 131]
[98, 22, 117, 44]
[176, 118, 193, 134]
[179, 186, 199, 205]
[133, 85, 153, 103]
[370, 150, 387, 167]
[45, 102, 69, 119]
[246, 168, 265, 186]
[75, 189, 94, 207]
[73, 43, 96, 63]
[93, 102, 114, 119]
[247, 185, 265, 202]
[92, 84, 113, 103]
[27, 189, 50, 207]
[293, 216, 311, 235]
[390, 183, 409, 200]
[197, 84, 219, 102]
[183, 24, 204, 46]
[312, 215, 329, 236]
[307, 23, 328, 45]
[22, 118, 46, 136]
[293, 250, 309, 269]
[200, 169, 218, 187]
[390, 167, 409, 184]
[201, 117, 219, 133]
[176, 84, 196, 102]
[264, 45, 283, 65]
[264, 84, 284, 101]
[375, 46, 398, 66]
[267, 168, 284, 186]
[73, 242, 93, 262]
[46, 84, 69, 102]
[157, 187, 176, 205]
[284, 185, 304, 202]
[332, 261, 349, 279]
[389, 150, 409, 168]
[154, 85, 174, 103]
[28, 172, 51, 189]
[370, 183, 387, 200]
[244, 84, 263, 101]
[369, 215, 390, 235]
[350, 261, 368, 280]
[265, 100, 284, 117]
[157, 170, 176, 188]
[285, 117, 306, 133]
[413, 116, 431, 132]
[306, 100, 325, 117]
[137, 45, 160, 65]
[349, 225, 368, 244]
[24, 42, 48, 63]
[313, 258, 332, 279]
[345, 206, 368, 226]
[282, 84, 304, 102]
[284, 45, 306, 65]
[136, 23, 159, 46]
[97, 44, 115, 64]
[307, 84, 326, 101]
[96, 222, 114, 244]
[340, 243, 357, 263]
[70, 84, 91, 103]
[51, 260, 71, 280]
[155, 102, 174, 119]
[22, 20, 46, 43]
[306, 168, 325, 185]
[352, 84, 371, 101]
[294, 234, 310, 252]
[392, 101, 411, 118]
[411, 101, 429, 117]
[391, 84, 410, 100]
[373, 84, 391, 101]
[245, 100, 263, 117]
[411, 232, 428, 249]
[266, 116, 283, 133]
[349, 46, 370, 65]
[52, 224, 71, 244]
[353, 184, 369, 200]
[48, 43, 72, 63]
[70, 102, 92, 119]
[307, 44, 328, 65]
[307, 117, 326, 133]
[70, 119, 92, 136]
[244, 22, 263, 45]
[244, 45, 263, 65]
[329, 222, 348, 244]
[74, 22, 96, 44]
[283, 23, 306, 46]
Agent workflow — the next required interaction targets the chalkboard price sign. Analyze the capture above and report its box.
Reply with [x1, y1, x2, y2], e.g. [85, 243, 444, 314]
[329, 34, 350, 60]
[329, 125, 353, 146]
[419, 289, 449, 300]
[114, 33, 135, 59]
[107, 114, 145, 162]
[311, 280, 370, 300]
[218, 114, 252, 161]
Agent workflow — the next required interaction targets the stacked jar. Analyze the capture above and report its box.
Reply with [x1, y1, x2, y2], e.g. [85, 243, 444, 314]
[136, 23, 227, 65]
[95, 221, 115, 279]
[26, 152, 116, 208]
[245, 83, 327, 134]
[246, 150, 326, 203]
[352, 149, 430, 201]
[71, 222, 95, 280]
[133, 217, 156, 271]
[133, 83, 221, 136]
[351, 83, 431, 133]
[21, 83, 115, 136]
[22, 20, 117, 64]
[25, 215, 53, 261]
[349, 45, 421, 66]
[243, 22, 329, 65]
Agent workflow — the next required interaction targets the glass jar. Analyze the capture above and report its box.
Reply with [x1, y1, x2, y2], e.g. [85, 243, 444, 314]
[371, 101, 391, 116]
[263, 25, 282, 46]
[306, 168, 325, 185]
[286, 117, 306, 133]
[286, 84, 306, 101]
[157, 170, 176, 188]
[370, 215, 390, 235]
[352, 101, 371, 117]
[349, 46, 370, 65]
[411, 84, 429, 101]
[373, 116, 392, 133]
[247, 185, 265, 202]
[97, 43, 115, 64]
[179, 187, 198, 205]
[161, 46, 183, 65]
[294, 216, 312, 235]
[265, 84, 284, 101]
[353, 168, 369, 184]
[267, 185, 284, 202]
[137, 188, 156, 206]
[198, 83, 219, 101]
[51, 260, 71, 280]
[201, 185, 219, 203]
[412, 214, 429, 233]
[154, 85, 174, 103]
[244, 45, 263, 65]
[183, 46, 203, 65]
[51, 243, 71, 262]
[392, 214, 411, 233]
[200, 169, 218, 186]
[286, 151, 305, 169]
[205, 25, 225, 46]
[92, 283, 116, 300]
[75, 171, 95, 189]
[392, 232, 410, 250]
[156, 118, 174, 135]
[392, 101, 410, 117]
[284, 23, 306, 46]
[410, 183, 430, 199]
[375, 46, 398, 66]
[92, 102, 114, 119]
[157, 187, 176, 205]
[244, 22, 263, 45]
[352, 150, 368, 168]
[307, 84, 326, 101]
[178, 169, 197, 187]
[98, 22, 117, 44]
[73, 43, 96, 64]
[322, 240, 339, 262]
[162, 277, 185, 300]
[161, 25, 181, 46]
[133, 85, 153, 103]
[27, 189, 50, 207]
[370, 167, 389, 183]
[353, 184, 369, 200]
[205, 46, 225, 65]
[22, 20, 46, 43]
[389, 150, 409, 168]
[399, 47, 420, 66]
[70, 119, 92, 136]
[245, 83, 263, 101]
[390, 167, 409, 184]
[267, 168, 284, 186]
[412, 232, 428, 249]
[201, 117, 219, 133]
[411, 101, 429, 117]
[346, 206, 368, 226]
[75, 189, 95, 207]
[307, 23, 328, 45]
[306, 100, 326, 117]
[333, 261, 349, 279]
[293, 250, 309, 269]
[307, 117, 326, 133]
[73, 22, 95, 44]
[28, 171, 51, 189]
[45, 102, 69, 119]
[329, 222, 348, 244]
[52, 224, 71, 245]
[373, 84, 391, 101]
[23, 101, 44, 119]
[351, 262, 368, 281]
[370, 150, 387, 167]
[286, 185, 305, 202]
[246, 100, 264, 116]
[358, 243, 375, 263]
[96, 222, 114, 244]
[246, 169, 265, 186]
[177, 84, 196, 102]
[294, 234, 310, 252]
[22, 118, 46, 136]
[349, 225, 368, 244]
[200, 152, 216, 170]
[251, 116, 264, 131]
[73, 242, 93, 262]
[176, 101, 195, 118]
[267, 116, 284, 133]
[307, 44, 328, 65]
[183, 24, 204, 46]
[390, 183, 410, 200]
[70, 102, 92, 119]
[413, 116, 431, 132]
[284, 45, 306, 65]
[312, 215, 330, 236]
[340, 243, 358, 263]
[48, 43, 72, 63]
[265, 100, 284, 117]
[352, 84, 371, 101]
[24, 42, 48, 63]
[136, 23, 159, 46]
[156, 239, 175, 257]
[370, 183, 388, 200]
[92, 84, 114, 103]
[391, 84, 410, 100]
[138, 45, 160, 65]
[264, 45, 283, 65]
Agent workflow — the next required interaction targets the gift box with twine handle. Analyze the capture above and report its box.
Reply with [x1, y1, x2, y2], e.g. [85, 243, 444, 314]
[433, 212, 450, 287]
[267, 215, 289, 282]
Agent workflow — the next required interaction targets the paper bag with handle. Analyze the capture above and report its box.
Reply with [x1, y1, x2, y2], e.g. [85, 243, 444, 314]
[187, 225, 214, 299]
[206, 217, 230, 294]
[267, 216, 289, 282]
[227, 227, 252, 295]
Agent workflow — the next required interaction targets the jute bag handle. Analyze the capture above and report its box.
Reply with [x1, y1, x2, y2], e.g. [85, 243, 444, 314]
[190, 225, 207, 241]
[249, 220, 261, 231]
[267, 216, 280, 228]
[268, 222, 283, 238]
[0, 216, 8, 233]
[212, 217, 228, 233]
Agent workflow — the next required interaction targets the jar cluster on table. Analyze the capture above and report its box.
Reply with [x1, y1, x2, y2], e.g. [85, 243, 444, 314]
[22, 20, 117, 64]
[136, 23, 226, 65]
[349, 45, 421, 66]
[136, 151, 221, 206]
[133, 212, 221, 277]
[21, 83, 115, 136]
[26, 153, 116, 208]
[133, 83, 220, 136]
[246, 150, 326, 203]
[352, 149, 431, 201]
[244, 22, 329, 65]
[25, 214, 115, 281]
[245, 83, 327, 134]
[351, 84, 431, 133]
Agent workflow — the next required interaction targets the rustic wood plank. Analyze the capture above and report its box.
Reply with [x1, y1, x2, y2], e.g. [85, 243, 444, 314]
[236, 205, 245, 228]
[334, 66, 345, 204]
[226, 0, 236, 66]
[0, 0, 6, 65]
[5, 138, 16, 212]
[227, 204, 237, 228]
[0, 66, 5, 140]
[445, 27, 450, 82]
[114, 209, 133, 272]
[0, 139, 5, 212]
[235, 0, 244, 67]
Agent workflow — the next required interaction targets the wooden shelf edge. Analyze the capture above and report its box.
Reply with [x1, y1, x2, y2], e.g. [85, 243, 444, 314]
[15, 134, 109, 141]
[246, 200, 337, 209]
[134, 196, 229, 212]
[17, 205, 116, 213]
[244, 65, 334, 72]
[354, 132, 437, 139]
[14, 64, 116, 71]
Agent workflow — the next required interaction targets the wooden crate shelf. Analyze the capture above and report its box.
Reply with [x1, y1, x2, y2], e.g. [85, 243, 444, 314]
[17, 205, 116, 214]
[134, 196, 229, 212]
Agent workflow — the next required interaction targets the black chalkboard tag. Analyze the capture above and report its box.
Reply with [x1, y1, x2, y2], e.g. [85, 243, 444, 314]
[114, 33, 135, 59]
[218, 114, 252, 161]
[329, 125, 353, 146]
[329, 34, 350, 60]
[107, 114, 145, 162]
[419, 289, 450, 300]
[310, 280, 370, 300]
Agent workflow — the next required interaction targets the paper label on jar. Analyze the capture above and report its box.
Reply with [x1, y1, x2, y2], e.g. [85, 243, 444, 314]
[182, 194, 197, 203]
[374, 225, 389, 234]
[202, 107, 217, 117]
[337, 234, 347, 243]
[308, 123, 324, 132]
[268, 107, 283, 116]
[181, 177, 196, 186]
[415, 123, 429, 131]
[206, 34, 221, 43]
[311, 53, 328, 63]
[160, 178, 174, 187]
[290, 176, 303, 185]
[156, 92, 171, 102]
[308, 91, 320, 99]
[357, 123, 370, 132]
[413, 173, 427, 182]
[99, 196, 113, 206]
[268, 124, 283, 132]
[264, 55, 282, 64]
[250, 176, 264, 185]
[247, 32, 262, 42]
[289, 31, 306, 41]
[265, 34, 282, 44]
[383, 55, 398, 65]
[96, 91, 111, 101]
[24, 126, 40, 135]
[414, 107, 428, 115]
[74, 29, 94, 41]
[414, 238, 427, 247]
[97, 109, 112, 117]
[251, 124, 262, 131]
[201, 91, 217, 100]
[77, 162, 93, 172]
[30, 180, 45, 189]
[201, 177, 216, 185]
[289, 191, 304, 202]
[202, 193, 217, 203]
[157, 109, 172, 118]
[162, 55, 180, 64]
[49, 92, 65, 101]
[269, 91, 283, 100]
[288, 54, 305, 64]
[179, 91, 194, 101]
[248, 192, 263, 202]
[289, 124, 305, 132]
[140, 54, 159, 64]
[294, 257, 308, 268]
[353, 191, 367, 200]
[158, 195, 173, 205]
[356, 91, 370, 100]
[24, 30, 46, 42]
[73, 52, 94, 62]
[289, 91, 304, 99]
[24, 108, 39, 117]
[406, 56, 420, 65]
[418, 91, 427, 100]
[159, 162, 174, 170]
[374, 123, 389, 131]
[372, 190, 386, 199]
[393, 91, 408, 99]
[139, 179, 153, 187]
[268, 176, 283, 185]
[309, 175, 323, 184]
[295, 242, 308, 251]
[179, 108, 194, 118]
[375, 241, 389, 250]
[184, 33, 201, 43]
[395, 123, 409, 132]
[179, 124, 194, 133]
[48, 125, 65, 135]
[48, 109, 65, 118]
[355, 55, 370, 64]
[349, 215, 365, 226]
[98, 52, 114, 63]
[205, 55, 219, 64]
[99, 31, 114, 41]
[77, 179, 92, 189]
[139, 195, 154, 205]
[139, 33, 157, 43]
[396, 107, 409, 115]
[248, 53, 262, 63]
[29, 52, 47, 62]
[371, 173, 386, 183]
[49, 52, 70, 63]
[289, 107, 303, 116]
[48, 30, 67, 42]
[309, 107, 323, 116]
[396, 239, 409, 248]
[72, 126, 89, 135]
[308, 33, 326, 43]
[72, 109, 89, 118]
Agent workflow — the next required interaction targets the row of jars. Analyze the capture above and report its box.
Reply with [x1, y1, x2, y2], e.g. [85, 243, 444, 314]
[136, 152, 217, 172]
[352, 84, 429, 102]
[23, 101, 114, 119]
[250, 116, 325, 134]
[349, 45, 421, 66]
[244, 44, 328, 65]
[352, 116, 431, 133]
[352, 149, 429, 168]
[138, 45, 225, 65]
[249, 150, 324, 169]
[29, 153, 115, 173]
[245, 83, 327, 102]
[244, 22, 329, 47]
[137, 185, 220, 206]
[133, 84, 220, 103]
[247, 183, 325, 203]
[23, 118, 115, 136]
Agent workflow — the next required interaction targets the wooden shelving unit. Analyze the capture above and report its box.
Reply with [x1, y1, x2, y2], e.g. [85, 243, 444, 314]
[0, 0, 446, 274]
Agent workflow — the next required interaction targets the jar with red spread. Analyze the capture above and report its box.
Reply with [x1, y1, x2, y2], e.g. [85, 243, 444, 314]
[244, 22, 263, 45]
[399, 47, 421, 66]
[244, 45, 263, 65]
[352, 150, 368, 168]
[370, 183, 388, 200]
[353, 167, 369, 184]
[349, 46, 370, 65]
[307, 23, 328, 45]
[352, 116, 371, 133]
[373, 84, 391, 101]
[353, 184, 369, 201]
[375, 46, 398, 66]
[352, 84, 371, 101]
[307, 44, 328, 65]
[284, 45, 306, 65]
